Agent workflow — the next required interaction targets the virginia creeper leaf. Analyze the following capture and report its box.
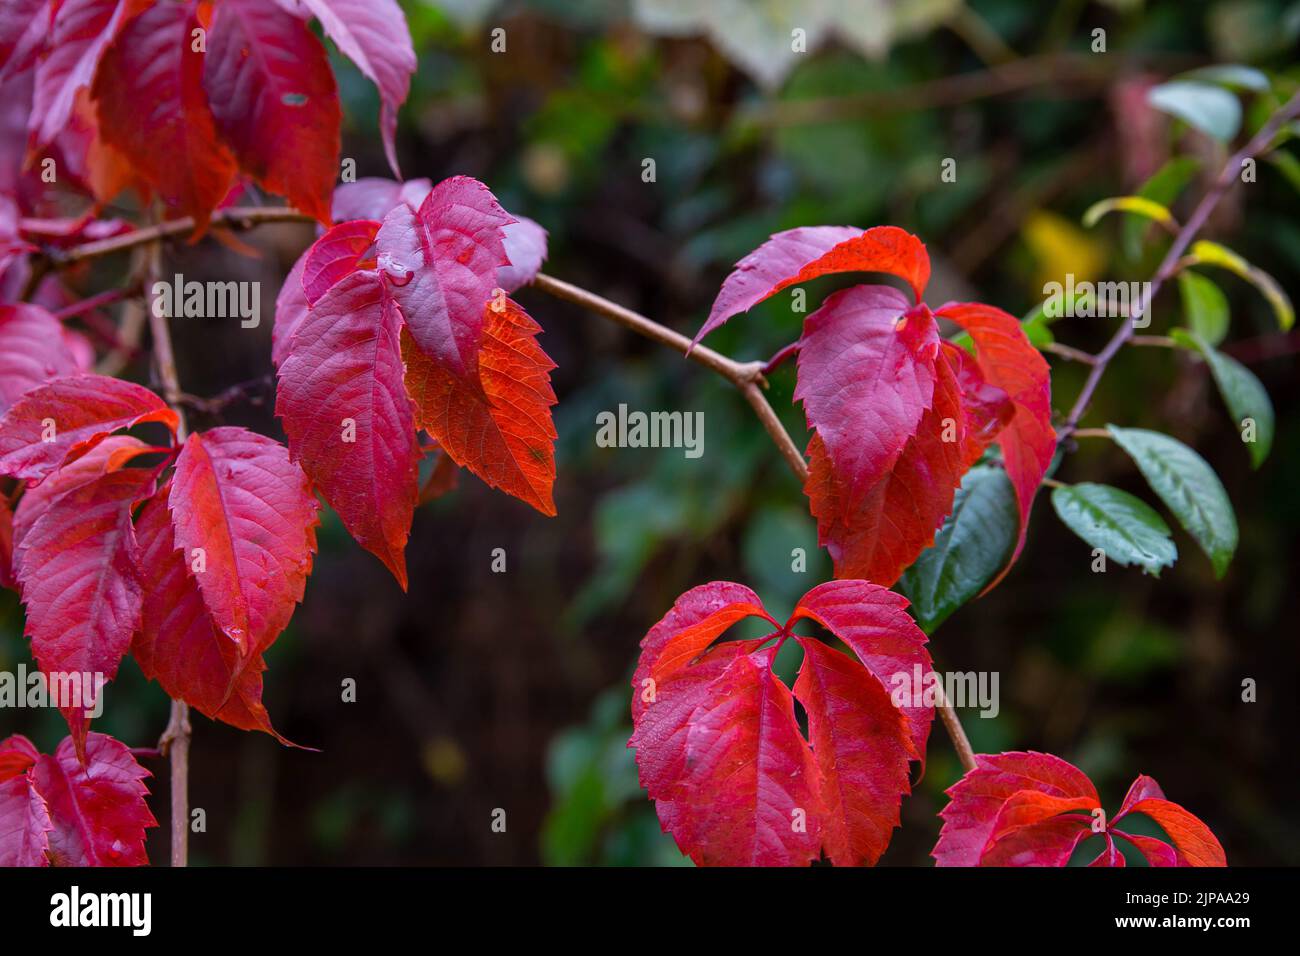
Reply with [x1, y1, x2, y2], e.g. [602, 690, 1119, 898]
[1107, 425, 1238, 578]
[0, 0, 50, 85]
[32, 733, 156, 866]
[0, 373, 177, 483]
[403, 296, 558, 515]
[276, 269, 419, 587]
[0, 303, 79, 415]
[301, 219, 381, 305]
[168, 427, 320, 657]
[203, 0, 340, 224]
[91, 0, 237, 227]
[0, 736, 50, 867]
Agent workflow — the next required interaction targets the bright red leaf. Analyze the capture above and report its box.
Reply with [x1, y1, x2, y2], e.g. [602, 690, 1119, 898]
[937, 302, 1054, 583]
[933, 751, 1226, 867]
[0, 736, 51, 866]
[301, 219, 380, 304]
[0, 373, 177, 483]
[92, 0, 237, 227]
[203, 0, 340, 224]
[630, 580, 932, 866]
[276, 269, 419, 587]
[31, 732, 155, 866]
[168, 427, 320, 657]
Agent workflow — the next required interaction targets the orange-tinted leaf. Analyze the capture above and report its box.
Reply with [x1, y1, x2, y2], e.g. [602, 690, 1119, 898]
[92, 0, 237, 227]
[403, 296, 558, 515]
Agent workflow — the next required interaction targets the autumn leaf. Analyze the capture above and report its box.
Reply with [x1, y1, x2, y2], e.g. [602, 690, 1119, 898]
[403, 296, 558, 516]
[203, 0, 340, 224]
[0, 304, 80, 415]
[933, 751, 1226, 866]
[276, 269, 419, 587]
[0, 735, 49, 867]
[0, 373, 177, 483]
[630, 580, 931, 866]
[91, 0, 237, 227]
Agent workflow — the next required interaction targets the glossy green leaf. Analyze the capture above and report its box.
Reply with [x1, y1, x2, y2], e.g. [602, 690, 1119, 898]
[1181, 332, 1274, 468]
[1051, 482, 1177, 576]
[898, 465, 1018, 633]
[1177, 270, 1230, 345]
[1107, 425, 1238, 578]
[1177, 64, 1270, 92]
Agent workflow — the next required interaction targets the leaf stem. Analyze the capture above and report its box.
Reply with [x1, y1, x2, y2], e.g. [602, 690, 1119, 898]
[529, 272, 976, 772]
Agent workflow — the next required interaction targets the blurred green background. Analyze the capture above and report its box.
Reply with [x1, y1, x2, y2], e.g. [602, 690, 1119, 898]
[3, 0, 1298, 865]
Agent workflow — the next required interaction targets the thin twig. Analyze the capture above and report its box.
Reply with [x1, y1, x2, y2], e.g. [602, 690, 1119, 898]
[1043, 342, 1096, 365]
[1058, 90, 1300, 442]
[529, 272, 976, 772]
[143, 235, 192, 868]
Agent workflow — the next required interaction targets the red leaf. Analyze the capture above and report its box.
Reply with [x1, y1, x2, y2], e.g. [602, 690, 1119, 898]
[29, 0, 144, 149]
[792, 638, 914, 865]
[301, 219, 380, 304]
[10, 435, 147, 548]
[630, 580, 929, 866]
[0, 494, 13, 591]
[374, 175, 514, 382]
[403, 296, 558, 515]
[272, 254, 310, 369]
[936, 302, 1054, 584]
[91, 0, 237, 227]
[13, 462, 156, 752]
[276, 269, 418, 587]
[32, 733, 155, 866]
[133, 486, 292, 741]
[934, 751, 1226, 867]
[0, 373, 177, 483]
[695, 225, 930, 345]
[290, 0, 415, 178]
[940, 340, 1013, 469]
[0, 0, 50, 85]
[0, 304, 80, 415]
[167, 427, 319, 657]
[203, 0, 340, 224]
[0, 742, 51, 866]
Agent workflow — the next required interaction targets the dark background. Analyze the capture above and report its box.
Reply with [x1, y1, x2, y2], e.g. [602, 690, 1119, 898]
[2, 0, 1297, 866]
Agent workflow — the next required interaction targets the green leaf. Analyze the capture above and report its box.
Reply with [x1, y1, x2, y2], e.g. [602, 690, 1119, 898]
[1181, 332, 1274, 468]
[1124, 157, 1200, 260]
[1082, 195, 1175, 230]
[1051, 483, 1177, 576]
[1177, 270, 1230, 345]
[1177, 64, 1271, 92]
[1147, 81, 1242, 142]
[1107, 426, 1238, 578]
[1186, 239, 1294, 330]
[898, 466, 1018, 633]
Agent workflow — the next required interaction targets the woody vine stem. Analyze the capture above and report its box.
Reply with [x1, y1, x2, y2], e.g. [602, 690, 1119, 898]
[27, 90, 1298, 864]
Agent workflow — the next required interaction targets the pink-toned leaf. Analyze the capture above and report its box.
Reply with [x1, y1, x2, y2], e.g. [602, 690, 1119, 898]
[276, 269, 418, 587]
[133, 487, 292, 741]
[91, 0, 237, 227]
[290, 0, 415, 178]
[498, 216, 549, 293]
[402, 296, 558, 515]
[0, 373, 176, 482]
[0, 494, 13, 591]
[168, 427, 319, 657]
[30, 0, 143, 148]
[272, 254, 310, 368]
[32, 732, 155, 866]
[937, 302, 1054, 584]
[0, 304, 80, 415]
[792, 637, 913, 866]
[0, 735, 39, 781]
[374, 175, 514, 382]
[14, 464, 156, 752]
[301, 219, 380, 304]
[695, 225, 930, 345]
[203, 0, 340, 224]
[332, 176, 431, 222]
[940, 340, 1014, 469]
[0, 764, 51, 866]
[0, 0, 50, 85]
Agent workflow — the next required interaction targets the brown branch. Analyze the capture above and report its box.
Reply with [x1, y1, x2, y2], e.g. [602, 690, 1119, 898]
[142, 235, 192, 868]
[1058, 90, 1300, 442]
[530, 272, 977, 772]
